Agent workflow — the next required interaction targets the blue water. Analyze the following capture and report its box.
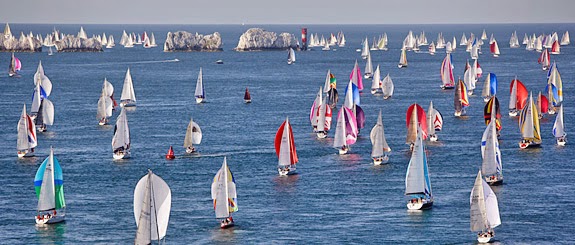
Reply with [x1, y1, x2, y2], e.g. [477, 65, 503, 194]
[1, 23, 574, 244]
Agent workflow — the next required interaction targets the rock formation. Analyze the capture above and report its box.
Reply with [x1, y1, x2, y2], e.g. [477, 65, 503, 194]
[54, 35, 103, 52]
[235, 28, 298, 51]
[0, 32, 42, 52]
[163, 31, 222, 52]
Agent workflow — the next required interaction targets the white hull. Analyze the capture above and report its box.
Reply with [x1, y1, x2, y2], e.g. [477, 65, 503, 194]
[195, 97, 204, 104]
[508, 110, 518, 117]
[35, 211, 65, 225]
[407, 198, 433, 210]
[18, 149, 35, 158]
[98, 118, 108, 126]
[113, 149, 131, 159]
[363, 74, 372, 79]
[185, 147, 197, 154]
[372, 155, 389, 165]
[316, 131, 327, 139]
[120, 101, 136, 107]
[278, 165, 296, 176]
[485, 175, 503, 186]
[477, 233, 494, 243]
[429, 134, 438, 142]
[557, 137, 566, 146]
[398, 64, 407, 68]
[220, 219, 235, 229]
[244, 99, 251, 103]
[519, 140, 541, 149]
[338, 147, 349, 155]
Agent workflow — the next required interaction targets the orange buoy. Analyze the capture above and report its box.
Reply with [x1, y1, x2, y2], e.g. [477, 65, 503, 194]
[165, 146, 175, 160]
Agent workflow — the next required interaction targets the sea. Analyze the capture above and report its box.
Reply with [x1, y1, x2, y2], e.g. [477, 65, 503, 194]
[0, 23, 574, 244]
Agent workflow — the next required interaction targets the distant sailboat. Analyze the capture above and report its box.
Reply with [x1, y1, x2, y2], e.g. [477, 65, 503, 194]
[427, 101, 443, 142]
[349, 60, 363, 91]
[481, 73, 498, 102]
[244, 87, 251, 103]
[398, 48, 408, 68]
[287, 47, 296, 64]
[550, 40, 560, 54]
[34, 147, 66, 225]
[490, 38, 500, 57]
[440, 53, 455, 89]
[275, 117, 298, 175]
[333, 106, 358, 155]
[370, 109, 391, 165]
[560, 31, 570, 45]
[553, 104, 567, 146]
[405, 126, 433, 210]
[133, 170, 171, 244]
[9, 52, 21, 77]
[538, 49, 550, 70]
[120, 68, 136, 107]
[184, 118, 202, 154]
[370, 65, 382, 95]
[454, 79, 470, 117]
[428, 41, 436, 55]
[470, 170, 501, 243]
[382, 74, 394, 99]
[518, 93, 542, 149]
[481, 99, 503, 185]
[364, 52, 373, 79]
[484, 96, 502, 135]
[211, 157, 238, 229]
[17, 104, 37, 158]
[194, 68, 205, 103]
[508, 77, 528, 117]
[361, 37, 369, 59]
[48, 46, 54, 56]
[112, 108, 131, 159]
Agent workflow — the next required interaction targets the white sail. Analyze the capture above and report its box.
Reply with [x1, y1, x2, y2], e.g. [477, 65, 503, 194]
[382, 74, 394, 98]
[42, 99, 55, 126]
[316, 97, 329, 132]
[427, 101, 436, 138]
[361, 37, 369, 59]
[112, 108, 130, 151]
[371, 65, 381, 91]
[310, 87, 322, 127]
[278, 117, 292, 167]
[288, 48, 296, 63]
[470, 171, 501, 231]
[405, 127, 431, 196]
[333, 107, 346, 148]
[184, 118, 202, 148]
[364, 52, 373, 76]
[509, 79, 517, 110]
[97, 92, 113, 120]
[481, 119, 501, 177]
[553, 105, 566, 138]
[134, 170, 172, 243]
[370, 110, 390, 158]
[323, 70, 331, 93]
[120, 68, 136, 104]
[31, 83, 42, 114]
[17, 105, 30, 151]
[211, 157, 237, 219]
[521, 94, 535, 139]
[194, 68, 204, 99]
[34, 61, 52, 97]
[37, 151, 56, 212]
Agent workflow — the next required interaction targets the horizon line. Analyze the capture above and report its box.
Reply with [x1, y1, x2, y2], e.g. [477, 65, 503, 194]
[3, 22, 575, 26]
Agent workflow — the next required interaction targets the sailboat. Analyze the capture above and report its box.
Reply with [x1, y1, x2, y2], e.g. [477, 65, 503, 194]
[490, 38, 500, 57]
[34, 61, 53, 101]
[440, 53, 455, 89]
[287, 47, 296, 64]
[34, 147, 66, 225]
[560, 31, 570, 45]
[9, 52, 21, 77]
[481, 73, 498, 102]
[463, 64, 477, 95]
[406, 103, 428, 150]
[31, 82, 55, 132]
[275, 117, 298, 175]
[553, 104, 567, 146]
[454, 79, 470, 117]
[427, 101, 443, 142]
[133, 170, 171, 244]
[405, 126, 433, 210]
[470, 170, 501, 243]
[112, 108, 131, 159]
[194, 68, 205, 104]
[211, 157, 238, 229]
[508, 77, 528, 117]
[370, 65, 382, 95]
[484, 97, 502, 136]
[17, 104, 37, 158]
[184, 117, 202, 154]
[349, 60, 364, 92]
[120, 68, 136, 107]
[547, 62, 563, 113]
[370, 109, 391, 165]
[538, 49, 550, 70]
[48, 46, 54, 56]
[382, 74, 394, 99]
[311, 89, 332, 139]
[361, 37, 369, 59]
[364, 52, 373, 79]
[550, 40, 560, 54]
[244, 87, 251, 103]
[482, 100, 503, 185]
[428, 42, 436, 55]
[333, 106, 358, 155]
[536, 92, 549, 119]
[519, 93, 542, 149]
[398, 48, 408, 68]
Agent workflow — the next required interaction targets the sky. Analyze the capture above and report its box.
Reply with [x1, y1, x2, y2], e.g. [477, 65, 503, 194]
[1, 0, 575, 25]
